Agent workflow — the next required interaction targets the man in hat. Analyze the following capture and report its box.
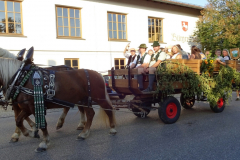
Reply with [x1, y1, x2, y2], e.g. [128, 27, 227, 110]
[130, 43, 151, 90]
[123, 43, 137, 68]
[143, 41, 167, 92]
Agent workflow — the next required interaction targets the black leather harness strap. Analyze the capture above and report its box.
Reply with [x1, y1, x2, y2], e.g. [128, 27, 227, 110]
[84, 69, 92, 107]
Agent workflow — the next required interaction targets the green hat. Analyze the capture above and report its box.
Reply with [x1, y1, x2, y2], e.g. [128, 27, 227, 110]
[139, 44, 148, 49]
[151, 41, 160, 47]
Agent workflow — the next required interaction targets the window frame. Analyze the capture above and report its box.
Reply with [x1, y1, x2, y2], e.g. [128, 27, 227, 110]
[55, 5, 82, 39]
[64, 58, 79, 69]
[148, 16, 164, 43]
[114, 58, 126, 70]
[0, 0, 24, 35]
[107, 12, 128, 41]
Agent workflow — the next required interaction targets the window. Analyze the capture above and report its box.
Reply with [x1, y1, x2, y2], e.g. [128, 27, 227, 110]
[56, 6, 81, 38]
[148, 17, 163, 43]
[108, 12, 127, 40]
[114, 58, 125, 69]
[64, 58, 79, 69]
[0, 0, 23, 34]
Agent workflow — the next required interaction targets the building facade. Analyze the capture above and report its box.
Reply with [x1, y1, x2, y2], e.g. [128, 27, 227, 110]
[0, 0, 202, 72]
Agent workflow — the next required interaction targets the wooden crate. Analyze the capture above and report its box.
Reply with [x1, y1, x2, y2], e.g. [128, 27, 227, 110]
[166, 59, 202, 74]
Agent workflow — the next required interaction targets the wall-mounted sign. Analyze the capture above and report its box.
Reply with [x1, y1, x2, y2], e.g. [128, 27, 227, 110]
[182, 21, 188, 32]
[230, 48, 240, 60]
[171, 33, 194, 43]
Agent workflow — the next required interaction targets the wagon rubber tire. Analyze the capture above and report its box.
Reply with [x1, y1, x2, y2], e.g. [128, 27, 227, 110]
[158, 96, 181, 124]
[210, 98, 225, 113]
[180, 94, 195, 109]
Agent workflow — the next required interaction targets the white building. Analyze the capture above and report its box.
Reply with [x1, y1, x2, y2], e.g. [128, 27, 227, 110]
[0, 0, 202, 71]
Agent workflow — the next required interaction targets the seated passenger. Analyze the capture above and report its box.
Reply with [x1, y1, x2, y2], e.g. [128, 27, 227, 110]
[222, 49, 231, 60]
[215, 49, 226, 65]
[190, 46, 202, 59]
[171, 45, 182, 59]
[205, 51, 210, 59]
[176, 44, 188, 59]
[143, 41, 166, 92]
[130, 44, 151, 90]
[123, 43, 137, 68]
[148, 49, 154, 56]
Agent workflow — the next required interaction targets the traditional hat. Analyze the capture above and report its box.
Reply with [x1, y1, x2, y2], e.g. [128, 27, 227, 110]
[151, 41, 160, 47]
[139, 44, 148, 49]
[130, 48, 136, 51]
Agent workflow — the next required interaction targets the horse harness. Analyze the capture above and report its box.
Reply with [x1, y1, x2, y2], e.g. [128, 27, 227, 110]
[2, 64, 93, 129]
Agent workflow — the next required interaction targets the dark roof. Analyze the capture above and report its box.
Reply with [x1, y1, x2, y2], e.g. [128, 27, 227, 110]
[150, 0, 204, 10]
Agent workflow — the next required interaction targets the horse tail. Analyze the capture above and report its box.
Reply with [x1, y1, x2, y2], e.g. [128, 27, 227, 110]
[97, 75, 116, 127]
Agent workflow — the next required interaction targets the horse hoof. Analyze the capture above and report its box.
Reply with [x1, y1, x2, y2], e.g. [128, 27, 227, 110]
[109, 132, 117, 136]
[76, 136, 85, 141]
[56, 125, 63, 130]
[35, 147, 46, 153]
[34, 131, 40, 138]
[76, 127, 84, 130]
[9, 138, 18, 143]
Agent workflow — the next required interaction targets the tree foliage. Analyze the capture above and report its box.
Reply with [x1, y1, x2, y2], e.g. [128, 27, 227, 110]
[194, 0, 240, 52]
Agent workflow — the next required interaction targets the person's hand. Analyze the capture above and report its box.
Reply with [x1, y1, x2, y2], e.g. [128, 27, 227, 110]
[217, 59, 221, 63]
[126, 43, 130, 51]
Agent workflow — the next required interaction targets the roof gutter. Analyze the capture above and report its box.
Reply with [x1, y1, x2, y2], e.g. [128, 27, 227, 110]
[150, 0, 204, 10]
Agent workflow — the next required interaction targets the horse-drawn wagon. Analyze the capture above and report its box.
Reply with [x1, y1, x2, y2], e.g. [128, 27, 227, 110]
[107, 59, 240, 124]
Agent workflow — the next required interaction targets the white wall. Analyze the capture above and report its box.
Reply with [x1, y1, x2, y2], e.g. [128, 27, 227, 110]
[0, 0, 200, 72]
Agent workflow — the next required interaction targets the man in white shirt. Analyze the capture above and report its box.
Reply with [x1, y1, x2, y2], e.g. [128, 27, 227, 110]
[123, 43, 137, 68]
[130, 44, 151, 90]
[143, 41, 167, 92]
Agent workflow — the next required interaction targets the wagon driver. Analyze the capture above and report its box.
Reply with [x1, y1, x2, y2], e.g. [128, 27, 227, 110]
[143, 41, 166, 92]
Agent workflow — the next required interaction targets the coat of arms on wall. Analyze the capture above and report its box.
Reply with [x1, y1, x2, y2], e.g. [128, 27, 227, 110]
[182, 21, 188, 32]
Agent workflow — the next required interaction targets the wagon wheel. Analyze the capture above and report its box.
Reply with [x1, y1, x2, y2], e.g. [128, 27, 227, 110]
[210, 98, 225, 113]
[131, 102, 151, 118]
[180, 93, 195, 109]
[158, 96, 181, 124]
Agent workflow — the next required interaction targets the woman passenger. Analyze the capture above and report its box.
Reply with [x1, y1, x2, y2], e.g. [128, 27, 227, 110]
[222, 49, 231, 60]
[171, 45, 182, 59]
[190, 46, 202, 59]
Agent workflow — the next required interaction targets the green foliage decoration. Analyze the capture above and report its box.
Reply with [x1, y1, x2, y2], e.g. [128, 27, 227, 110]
[156, 60, 240, 107]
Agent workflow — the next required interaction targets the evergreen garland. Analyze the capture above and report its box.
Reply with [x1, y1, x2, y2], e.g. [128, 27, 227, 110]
[156, 60, 240, 107]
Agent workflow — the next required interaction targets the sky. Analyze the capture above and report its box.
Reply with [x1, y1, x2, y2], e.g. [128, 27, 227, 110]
[176, 0, 209, 7]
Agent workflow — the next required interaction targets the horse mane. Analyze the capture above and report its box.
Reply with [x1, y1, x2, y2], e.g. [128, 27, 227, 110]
[0, 58, 22, 89]
[0, 48, 17, 59]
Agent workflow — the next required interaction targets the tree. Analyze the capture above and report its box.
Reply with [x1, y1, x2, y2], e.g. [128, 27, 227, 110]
[194, 0, 240, 53]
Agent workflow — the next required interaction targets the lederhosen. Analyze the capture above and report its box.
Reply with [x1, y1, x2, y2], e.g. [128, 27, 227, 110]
[126, 55, 136, 69]
[134, 53, 148, 68]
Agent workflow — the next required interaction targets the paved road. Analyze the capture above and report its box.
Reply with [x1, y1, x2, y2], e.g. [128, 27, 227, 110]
[1, 93, 240, 160]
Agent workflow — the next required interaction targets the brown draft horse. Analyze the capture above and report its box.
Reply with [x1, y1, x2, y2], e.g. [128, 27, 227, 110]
[0, 58, 117, 152]
[0, 48, 88, 143]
